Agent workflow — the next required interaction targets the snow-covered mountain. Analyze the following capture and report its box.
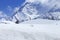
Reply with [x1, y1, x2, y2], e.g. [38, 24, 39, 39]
[10, 0, 60, 24]
[0, 0, 60, 24]
[0, 11, 9, 21]
[0, 11, 15, 24]
[0, 0, 60, 40]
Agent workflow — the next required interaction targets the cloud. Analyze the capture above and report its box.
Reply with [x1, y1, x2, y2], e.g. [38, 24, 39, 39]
[5, 6, 14, 16]
[0, 11, 4, 15]
[0, 11, 3, 14]
[26, 0, 48, 4]
[13, 7, 19, 13]
[0, 11, 7, 17]
[7, 6, 13, 11]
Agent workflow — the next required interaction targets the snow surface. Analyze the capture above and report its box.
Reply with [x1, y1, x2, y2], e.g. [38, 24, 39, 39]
[0, 21, 15, 24]
[0, 19, 60, 40]
[0, 24, 60, 40]
[21, 18, 60, 24]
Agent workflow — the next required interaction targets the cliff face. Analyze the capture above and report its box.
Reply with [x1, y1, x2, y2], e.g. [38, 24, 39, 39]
[0, 0, 60, 24]
[11, 0, 60, 24]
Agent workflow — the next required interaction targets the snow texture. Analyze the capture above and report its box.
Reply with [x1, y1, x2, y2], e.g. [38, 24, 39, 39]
[0, 23, 60, 40]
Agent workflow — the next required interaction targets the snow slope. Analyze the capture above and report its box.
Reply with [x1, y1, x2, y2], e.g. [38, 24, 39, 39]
[21, 18, 60, 25]
[0, 21, 15, 24]
[0, 19, 60, 40]
[0, 24, 60, 40]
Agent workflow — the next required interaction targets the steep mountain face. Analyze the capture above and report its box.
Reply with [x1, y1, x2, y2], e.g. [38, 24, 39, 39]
[12, 2, 40, 23]
[0, 0, 60, 24]
[11, 0, 60, 24]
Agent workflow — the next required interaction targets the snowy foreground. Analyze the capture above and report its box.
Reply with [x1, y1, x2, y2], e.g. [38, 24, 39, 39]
[0, 19, 60, 40]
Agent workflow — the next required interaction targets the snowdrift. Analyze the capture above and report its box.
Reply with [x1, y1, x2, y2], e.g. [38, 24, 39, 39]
[0, 24, 60, 40]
